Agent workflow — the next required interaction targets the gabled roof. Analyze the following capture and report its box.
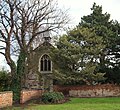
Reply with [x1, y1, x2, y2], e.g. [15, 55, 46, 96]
[34, 41, 55, 52]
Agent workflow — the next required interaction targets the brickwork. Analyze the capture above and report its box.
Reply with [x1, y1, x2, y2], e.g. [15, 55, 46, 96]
[54, 84, 120, 97]
[0, 84, 119, 108]
[20, 90, 43, 104]
[0, 91, 13, 108]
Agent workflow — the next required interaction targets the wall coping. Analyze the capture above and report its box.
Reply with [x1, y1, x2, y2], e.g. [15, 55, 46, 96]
[21, 89, 42, 92]
[0, 91, 13, 94]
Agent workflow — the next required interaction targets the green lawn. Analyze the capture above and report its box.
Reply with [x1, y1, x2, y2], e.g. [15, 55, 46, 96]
[5, 97, 120, 110]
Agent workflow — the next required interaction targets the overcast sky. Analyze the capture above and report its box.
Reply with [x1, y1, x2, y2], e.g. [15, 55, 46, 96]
[58, 0, 120, 26]
[1, 0, 120, 70]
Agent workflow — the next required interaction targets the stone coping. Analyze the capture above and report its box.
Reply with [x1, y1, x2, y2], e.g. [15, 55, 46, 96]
[21, 89, 43, 91]
[0, 91, 13, 94]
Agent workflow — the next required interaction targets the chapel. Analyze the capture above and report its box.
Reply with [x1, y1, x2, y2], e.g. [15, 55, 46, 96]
[23, 33, 54, 92]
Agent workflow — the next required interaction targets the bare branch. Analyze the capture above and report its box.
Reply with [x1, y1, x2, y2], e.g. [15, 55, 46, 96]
[0, 39, 6, 43]
[0, 52, 5, 56]
[0, 0, 69, 73]
[0, 30, 7, 41]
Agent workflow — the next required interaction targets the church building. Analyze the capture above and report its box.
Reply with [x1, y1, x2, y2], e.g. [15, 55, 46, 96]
[23, 33, 54, 92]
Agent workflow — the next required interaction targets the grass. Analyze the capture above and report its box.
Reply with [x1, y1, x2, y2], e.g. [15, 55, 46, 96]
[4, 97, 120, 110]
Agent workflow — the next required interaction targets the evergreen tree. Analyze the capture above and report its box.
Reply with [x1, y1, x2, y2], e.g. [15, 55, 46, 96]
[54, 3, 120, 84]
[79, 3, 120, 83]
[53, 27, 106, 85]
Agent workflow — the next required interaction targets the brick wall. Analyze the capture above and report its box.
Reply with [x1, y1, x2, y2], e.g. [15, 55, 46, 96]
[0, 91, 13, 108]
[54, 84, 120, 97]
[20, 89, 43, 104]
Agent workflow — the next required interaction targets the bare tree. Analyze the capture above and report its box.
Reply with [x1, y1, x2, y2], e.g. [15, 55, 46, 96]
[14, 0, 69, 52]
[0, 0, 17, 76]
[0, 0, 69, 74]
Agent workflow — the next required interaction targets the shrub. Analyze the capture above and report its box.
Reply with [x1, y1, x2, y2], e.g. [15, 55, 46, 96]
[41, 92, 65, 103]
[0, 69, 11, 91]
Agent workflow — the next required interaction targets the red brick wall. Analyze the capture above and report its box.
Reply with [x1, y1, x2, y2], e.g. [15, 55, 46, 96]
[54, 84, 120, 97]
[20, 90, 43, 104]
[0, 91, 13, 108]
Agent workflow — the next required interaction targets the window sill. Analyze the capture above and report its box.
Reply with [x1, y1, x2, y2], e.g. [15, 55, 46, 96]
[40, 71, 52, 74]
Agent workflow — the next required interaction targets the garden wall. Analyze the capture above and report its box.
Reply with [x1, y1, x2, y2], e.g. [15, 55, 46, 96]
[20, 89, 43, 104]
[54, 84, 120, 97]
[0, 91, 13, 108]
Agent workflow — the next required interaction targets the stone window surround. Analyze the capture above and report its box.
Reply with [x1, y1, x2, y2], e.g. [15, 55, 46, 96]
[38, 54, 52, 73]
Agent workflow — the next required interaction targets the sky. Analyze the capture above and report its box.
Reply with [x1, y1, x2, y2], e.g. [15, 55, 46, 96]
[58, 0, 120, 26]
[0, 0, 120, 70]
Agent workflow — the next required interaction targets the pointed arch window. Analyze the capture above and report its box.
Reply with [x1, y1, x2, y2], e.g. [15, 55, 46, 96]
[40, 54, 52, 72]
